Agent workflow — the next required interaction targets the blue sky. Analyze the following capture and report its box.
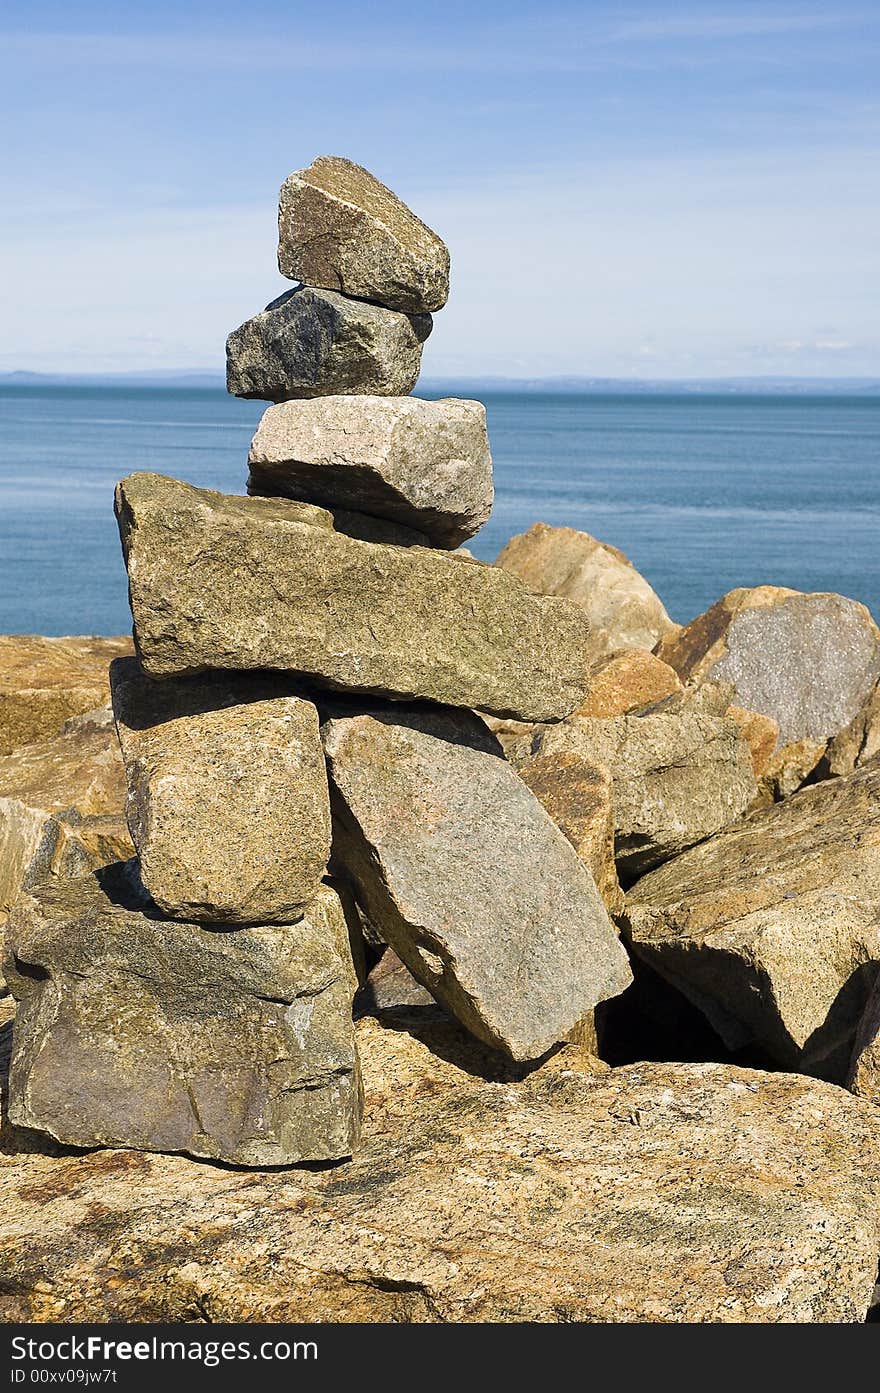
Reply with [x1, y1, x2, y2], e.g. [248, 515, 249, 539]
[1, 1, 878, 378]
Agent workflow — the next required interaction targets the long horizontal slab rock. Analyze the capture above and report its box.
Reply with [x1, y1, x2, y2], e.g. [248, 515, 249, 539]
[0, 634, 132, 756]
[247, 396, 493, 548]
[624, 761, 880, 1080]
[278, 155, 449, 314]
[322, 704, 632, 1060]
[1, 1016, 879, 1321]
[115, 473, 594, 721]
[110, 658, 330, 924]
[3, 864, 362, 1166]
[226, 286, 431, 402]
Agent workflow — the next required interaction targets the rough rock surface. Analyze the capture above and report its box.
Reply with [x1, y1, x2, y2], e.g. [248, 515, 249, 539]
[496, 523, 676, 659]
[727, 704, 780, 780]
[322, 704, 631, 1060]
[3, 864, 361, 1166]
[823, 680, 880, 777]
[520, 686, 757, 879]
[226, 286, 431, 402]
[624, 761, 880, 1080]
[849, 971, 880, 1104]
[110, 658, 330, 924]
[515, 750, 623, 914]
[116, 473, 594, 722]
[0, 635, 132, 756]
[1, 1012, 879, 1322]
[656, 587, 880, 750]
[575, 649, 682, 717]
[277, 155, 449, 315]
[0, 707, 130, 916]
[247, 396, 493, 547]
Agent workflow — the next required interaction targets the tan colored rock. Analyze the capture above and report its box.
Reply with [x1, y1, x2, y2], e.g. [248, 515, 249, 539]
[1, 1012, 879, 1321]
[116, 473, 594, 722]
[0, 707, 129, 916]
[0, 635, 132, 756]
[575, 649, 682, 717]
[278, 155, 449, 315]
[521, 685, 757, 879]
[496, 523, 676, 659]
[226, 286, 431, 403]
[110, 658, 330, 924]
[247, 396, 493, 548]
[849, 972, 880, 1104]
[515, 750, 623, 914]
[323, 704, 631, 1060]
[824, 679, 880, 777]
[656, 587, 880, 755]
[727, 704, 780, 779]
[624, 761, 880, 1080]
[3, 864, 361, 1166]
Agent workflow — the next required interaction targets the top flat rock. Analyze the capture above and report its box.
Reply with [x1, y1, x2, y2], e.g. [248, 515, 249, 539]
[114, 473, 594, 722]
[656, 586, 880, 748]
[278, 155, 449, 315]
[496, 523, 677, 660]
[1, 1014, 880, 1322]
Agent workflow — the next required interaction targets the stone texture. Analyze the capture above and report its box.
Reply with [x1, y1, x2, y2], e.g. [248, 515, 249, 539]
[247, 396, 492, 547]
[0, 707, 130, 917]
[849, 970, 880, 1104]
[110, 658, 330, 924]
[0, 635, 132, 757]
[322, 703, 631, 1060]
[727, 704, 780, 780]
[624, 761, 880, 1080]
[277, 155, 449, 315]
[116, 473, 594, 722]
[656, 587, 880, 751]
[515, 750, 623, 914]
[823, 679, 880, 777]
[575, 649, 682, 718]
[518, 685, 757, 880]
[226, 286, 431, 403]
[1, 1011, 879, 1322]
[3, 863, 361, 1166]
[496, 523, 676, 660]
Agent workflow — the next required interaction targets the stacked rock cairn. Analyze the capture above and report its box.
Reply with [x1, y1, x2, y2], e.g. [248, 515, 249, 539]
[4, 157, 632, 1166]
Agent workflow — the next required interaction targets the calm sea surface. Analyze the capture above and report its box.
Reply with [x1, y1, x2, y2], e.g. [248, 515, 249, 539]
[1, 385, 878, 635]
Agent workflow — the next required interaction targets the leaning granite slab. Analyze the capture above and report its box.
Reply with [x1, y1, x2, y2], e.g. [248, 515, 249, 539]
[116, 473, 594, 722]
[247, 396, 493, 548]
[110, 658, 330, 924]
[0, 706, 130, 918]
[824, 678, 880, 778]
[278, 155, 449, 315]
[624, 761, 880, 1081]
[656, 586, 880, 758]
[322, 703, 631, 1060]
[226, 286, 431, 402]
[0, 634, 133, 757]
[496, 523, 677, 660]
[3, 863, 361, 1166]
[1, 1013, 879, 1322]
[516, 685, 757, 880]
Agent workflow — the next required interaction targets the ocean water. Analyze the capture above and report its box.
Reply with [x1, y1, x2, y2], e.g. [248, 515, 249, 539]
[1, 385, 878, 636]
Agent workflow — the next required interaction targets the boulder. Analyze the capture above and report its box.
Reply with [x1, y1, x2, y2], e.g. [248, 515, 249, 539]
[575, 649, 682, 717]
[3, 863, 361, 1166]
[277, 155, 449, 315]
[823, 679, 880, 777]
[247, 396, 492, 548]
[0, 635, 132, 756]
[322, 703, 631, 1060]
[116, 473, 594, 722]
[519, 685, 757, 880]
[624, 761, 880, 1080]
[656, 587, 880, 756]
[515, 749, 622, 914]
[226, 286, 431, 402]
[110, 658, 330, 924]
[849, 971, 880, 1104]
[726, 704, 780, 781]
[496, 523, 676, 659]
[0, 707, 130, 917]
[1, 1012, 879, 1322]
